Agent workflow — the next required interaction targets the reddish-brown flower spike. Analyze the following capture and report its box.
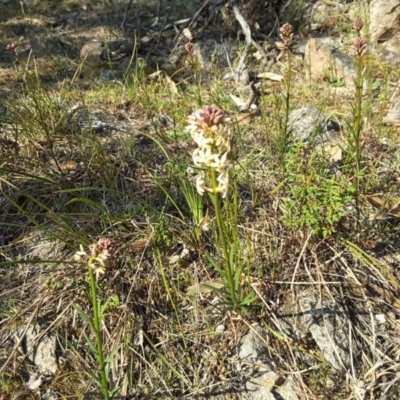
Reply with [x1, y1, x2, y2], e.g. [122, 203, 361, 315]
[280, 22, 293, 36]
[280, 23, 293, 38]
[185, 42, 194, 56]
[279, 22, 294, 47]
[5, 43, 16, 54]
[354, 37, 367, 56]
[188, 106, 227, 131]
[94, 238, 114, 257]
[353, 16, 364, 33]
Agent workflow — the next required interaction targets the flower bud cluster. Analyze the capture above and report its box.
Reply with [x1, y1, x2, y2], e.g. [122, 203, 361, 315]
[353, 15, 364, 33]
[185, 42, 194, 56]
[187, 106, 231, 198]
[353, 16, 367, 57]
[279, 22, 294, 49]
[74, 238, 114, 279]
[354, 36, 367, 57]
[5, 43, 16, 54]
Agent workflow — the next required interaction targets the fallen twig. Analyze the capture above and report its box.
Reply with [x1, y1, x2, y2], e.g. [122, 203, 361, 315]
[230, 0, 251, 79]
[120, 0, 134, 31]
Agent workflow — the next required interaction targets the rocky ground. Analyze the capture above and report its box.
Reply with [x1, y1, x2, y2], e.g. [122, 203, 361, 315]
[1, 0, 400, 399]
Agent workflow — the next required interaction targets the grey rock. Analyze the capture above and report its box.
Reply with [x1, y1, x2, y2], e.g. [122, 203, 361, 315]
[282, 0, 348, 32]
[239, 326, 299, 400]
[383, 98, 400, 126]
[67, 107, 123, 134]
[239, 325, 269, 363]
[305, 37, 357, 89]
[245, 370, 280, 400]
[80, 39, 133, 68]
[287, 106, 340, 144]
[18, 35, 75, 58]
[19, 323, 58, 376]
[41, 390, 58, 400]
[281, 290, 351, 371]
[299, 295, 350, 370]
[369, 0, 400, 66]
[370, 0, 400, 43]
[376, 32, 400, 67]
[292, 39, 308, 55]
[98, 69, 118, 82]
[310, 0, 348, 31]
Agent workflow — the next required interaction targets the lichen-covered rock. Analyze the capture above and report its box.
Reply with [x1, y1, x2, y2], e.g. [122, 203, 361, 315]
[370, 0, 400, 43]
[20, 323, 58, 376]
[287, 106, 341, 145]
[305, 37, 356, 89]
[279, 290, 351, 371]
[369, 0, 400, 66]
[298, 295, 350, 370]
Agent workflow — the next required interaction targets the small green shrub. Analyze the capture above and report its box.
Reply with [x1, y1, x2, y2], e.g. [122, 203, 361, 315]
[281, 142, 354, 238]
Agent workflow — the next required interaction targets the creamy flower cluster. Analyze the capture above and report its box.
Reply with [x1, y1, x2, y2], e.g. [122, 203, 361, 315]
[187, 106, 231, 197]
[74, 238, 114, 279]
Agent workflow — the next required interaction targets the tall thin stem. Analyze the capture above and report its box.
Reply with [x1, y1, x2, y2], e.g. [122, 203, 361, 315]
[283, 50, 292, 164]
[209, 167, 237, 305]
[89, 269, 110, 400]
[353, 56, 364, 193]
[278, 22, 294, 175]
[351, 36, 366, 237]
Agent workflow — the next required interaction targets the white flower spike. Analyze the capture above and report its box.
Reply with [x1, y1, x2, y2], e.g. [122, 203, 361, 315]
[187, 106, 231, 197]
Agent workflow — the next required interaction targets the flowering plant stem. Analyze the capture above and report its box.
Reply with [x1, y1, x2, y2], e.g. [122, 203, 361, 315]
[209, 167, 238, 306]
[353, 52, 364, 193]
[187, 105, 257, 312]
[277, 22, 294, 175]
[73, 239, 115, 399]
[346, 19, 367, 236]
[280, 50, 292, 174]
[351, 52, 364, 234]
[88, 268, 110, 400]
